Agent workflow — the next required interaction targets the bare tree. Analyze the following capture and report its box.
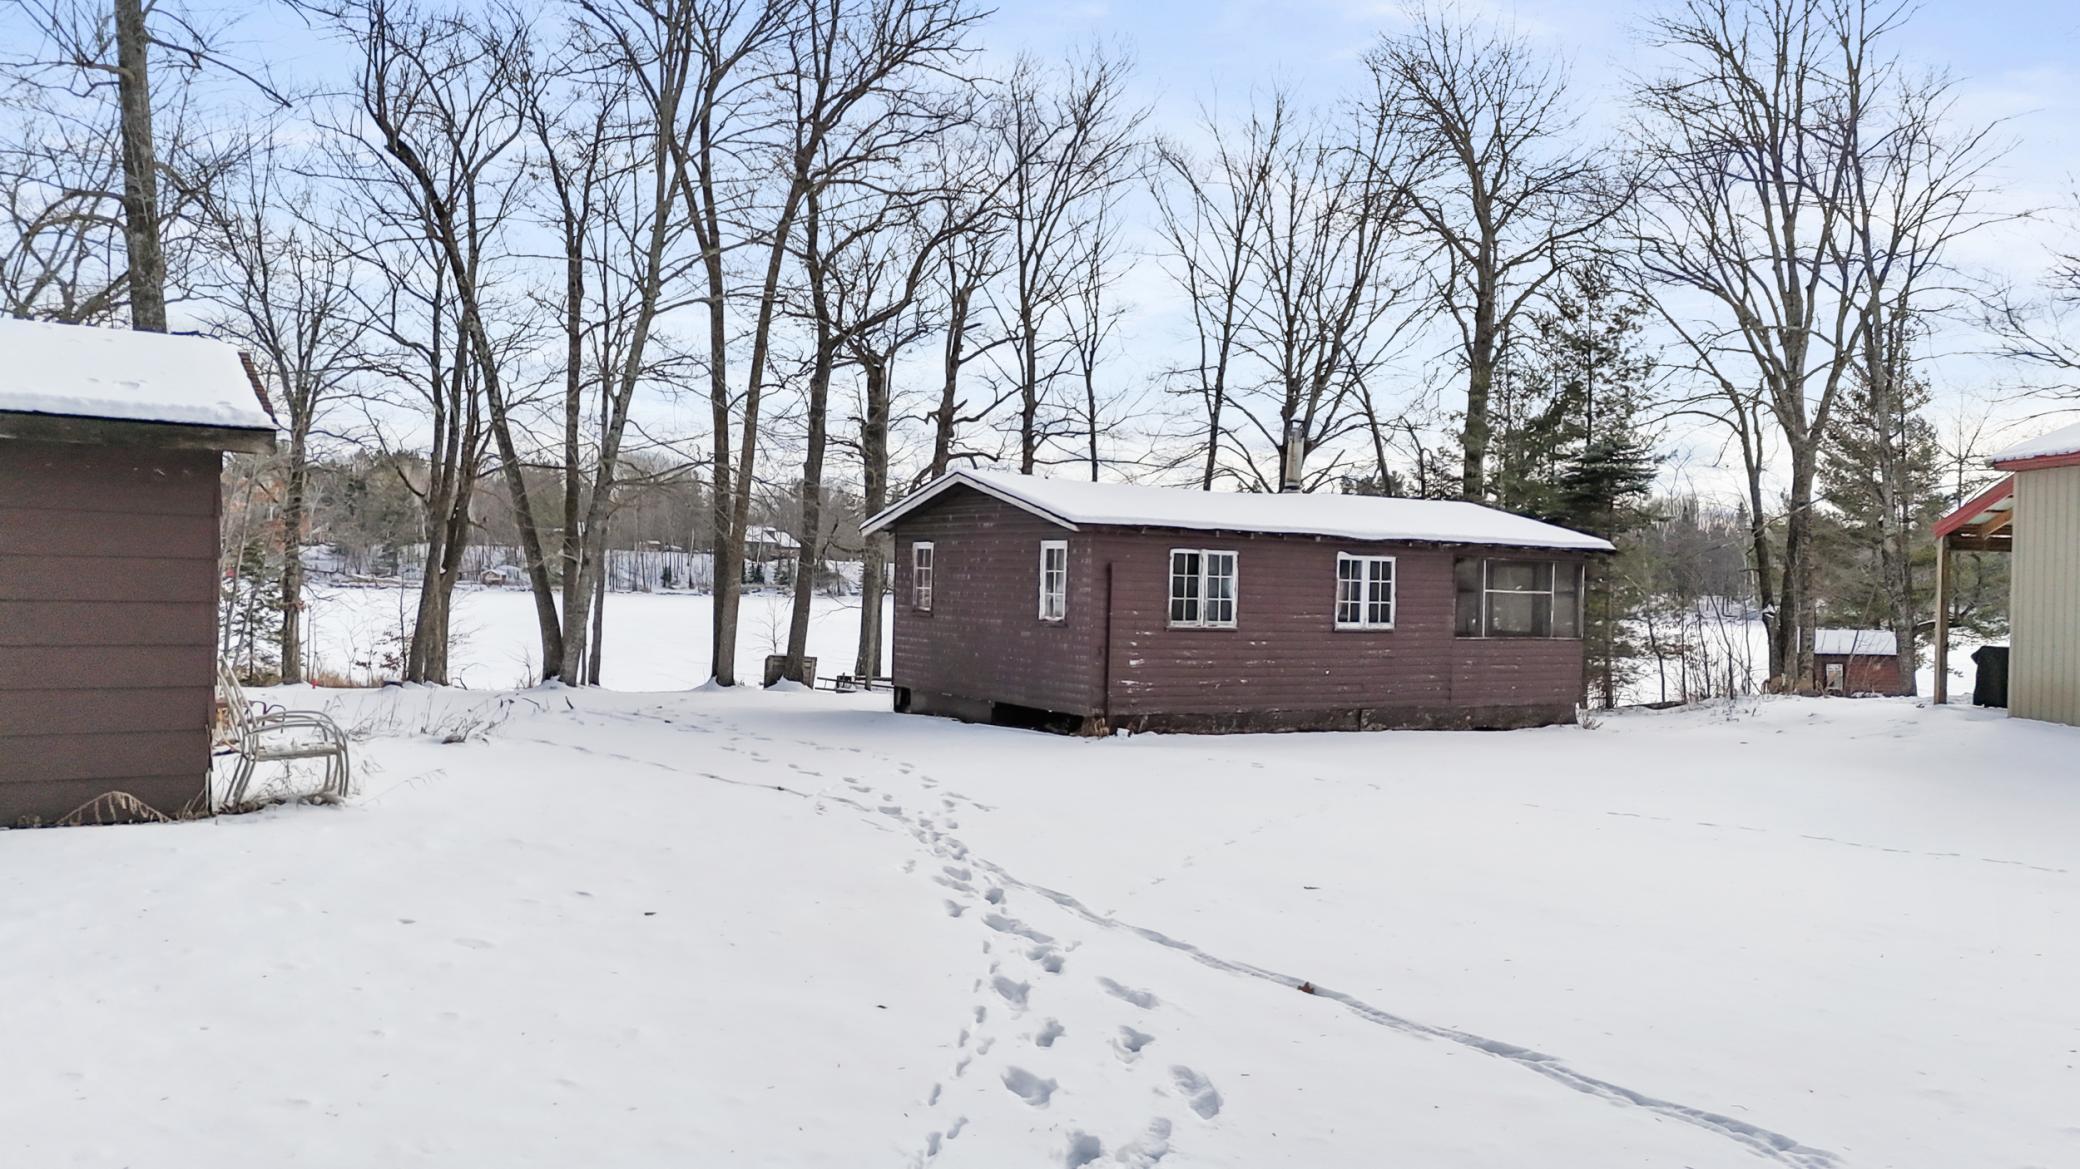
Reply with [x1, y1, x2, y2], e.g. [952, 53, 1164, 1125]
[523, 3, 705, 685]
[1632, 0, 1938, 690]
[1151, 97, 1279, 488]
[1, 0, 257, 326]
[1834, 69, 2003, 694]
[661, 0, 981, 686]
[1368, 6, 1626, 499]
[988, 49, 1145, 473]
[343, 2, 576, 678]
[921, 128, 1007, 479]
[198, 141, 361, 683]
[1221, 98, 1422, 491]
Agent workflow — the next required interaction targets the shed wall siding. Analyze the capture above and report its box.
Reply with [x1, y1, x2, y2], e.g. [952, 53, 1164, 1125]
[2011, 464, 2080, 727]
[889, 488, 1103, 716]
[1814, 653, 1904, 696]
[1094, 531, 1584, 721]
[0, 441, 220, 824]
[890, 487, 1587, 728]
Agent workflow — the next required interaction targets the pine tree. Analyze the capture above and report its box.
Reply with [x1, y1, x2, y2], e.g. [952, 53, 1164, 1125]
[1487, 261, 1661, 706]
[1818, 366, 1946, 693]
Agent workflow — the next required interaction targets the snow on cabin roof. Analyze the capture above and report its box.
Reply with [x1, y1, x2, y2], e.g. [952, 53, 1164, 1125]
[1815, 629, 1898, 656]
[1991, 418, 2080, 467]
[0, 319, 275, 432]
[862, 468, 1616, 551]
[744, 525, 800, 549]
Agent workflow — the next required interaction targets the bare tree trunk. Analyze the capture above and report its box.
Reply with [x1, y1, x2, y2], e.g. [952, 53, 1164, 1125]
[114, 0, 166, 332]
[855, 356, 892, 679]
[279, 429, 309, 683]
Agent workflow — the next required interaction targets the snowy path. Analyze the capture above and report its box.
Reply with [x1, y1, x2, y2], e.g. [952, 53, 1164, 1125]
[6, 688, 2079, 1166]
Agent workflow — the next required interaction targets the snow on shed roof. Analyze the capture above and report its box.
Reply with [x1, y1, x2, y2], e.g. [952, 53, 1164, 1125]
[862, 468, 1616, 551]
[0, 319, 275, 432]
[1815, 629, 1897, 656]
[1991, 419, 2080, 467]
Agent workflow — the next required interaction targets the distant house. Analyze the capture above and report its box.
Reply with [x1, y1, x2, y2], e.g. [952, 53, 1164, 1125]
[0, 320, 275, 826]
[1934, 419, 2080, 726]
[743, 524, 800, 585]
[859, 469, 1613, 734]
[479, 564, 527, 588]
[1814, 629, 1904, 696]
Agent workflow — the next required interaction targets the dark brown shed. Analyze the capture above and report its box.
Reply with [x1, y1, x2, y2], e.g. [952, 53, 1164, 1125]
[0, 321, 275, 827]
[1813, 629, 1907, 696]
[861, 470, 1614, 735]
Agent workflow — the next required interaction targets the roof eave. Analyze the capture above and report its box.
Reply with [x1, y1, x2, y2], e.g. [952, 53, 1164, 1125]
[0, 409, 277, 454]
[1991, 450, 2080, 473]
[859, 471, 1082, 536]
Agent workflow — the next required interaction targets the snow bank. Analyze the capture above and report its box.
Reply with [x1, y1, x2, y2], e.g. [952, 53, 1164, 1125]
[0, 319, 275, 430]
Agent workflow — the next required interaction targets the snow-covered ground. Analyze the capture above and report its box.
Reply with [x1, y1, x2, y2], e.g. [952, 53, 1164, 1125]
[303, 584, 888, 688]
[4, 688, 2076, 1167]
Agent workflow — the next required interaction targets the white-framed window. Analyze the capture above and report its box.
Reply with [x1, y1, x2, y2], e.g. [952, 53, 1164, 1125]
[911, 541, 934, 611]
[1334, 553, 1396, 629]
[1453, 557, 1583, 639]
[1038, 540, 1068, 621]
[1168, 548, 1238, 628]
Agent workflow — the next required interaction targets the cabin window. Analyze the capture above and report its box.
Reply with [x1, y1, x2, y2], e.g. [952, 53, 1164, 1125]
[912, 542, 934, 611]
[1453, 557, 1583, 638]
[1334, 554, 1395, 629]
[1169, 549, 1237, 628]
[1038, 540, 1068, 621]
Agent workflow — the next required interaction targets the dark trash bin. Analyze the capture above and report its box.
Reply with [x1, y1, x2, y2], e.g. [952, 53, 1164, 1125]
[1971, 646, 2009, 708]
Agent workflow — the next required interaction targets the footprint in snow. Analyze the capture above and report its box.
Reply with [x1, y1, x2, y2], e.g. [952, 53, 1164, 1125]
[1033, 1018, 1065, 1048]
[1001, 1066, 1056, 1107]
[992, 975, 1030, 1009]
[1169, 1066, 1222, 1119]
[1098, 977, 1158, 1009]
[1112, 1026, 1153, 1062]
[1063, 1132, 1103, 1168]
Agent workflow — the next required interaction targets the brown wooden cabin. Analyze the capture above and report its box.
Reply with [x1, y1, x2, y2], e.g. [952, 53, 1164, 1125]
[1813, 629, 1906, 696]
[0, 321, 275, 827]
[861, 470, 1614, 735]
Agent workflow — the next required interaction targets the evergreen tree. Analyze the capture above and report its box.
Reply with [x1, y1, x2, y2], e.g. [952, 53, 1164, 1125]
[1487, 261, 1661, 707]
[1817, 366, 1947, 692]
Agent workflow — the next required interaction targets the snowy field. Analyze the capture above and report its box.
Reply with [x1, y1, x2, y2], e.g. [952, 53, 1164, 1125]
[302, 584, 889, 688]
[4, 686, 2077, 1167]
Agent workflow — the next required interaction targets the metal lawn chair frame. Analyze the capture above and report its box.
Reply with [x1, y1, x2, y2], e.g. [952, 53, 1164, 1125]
[216, 664, 353, 809]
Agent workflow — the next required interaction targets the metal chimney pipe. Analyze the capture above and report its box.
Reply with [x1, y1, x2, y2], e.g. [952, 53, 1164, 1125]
[1280, 420, 1305, 492]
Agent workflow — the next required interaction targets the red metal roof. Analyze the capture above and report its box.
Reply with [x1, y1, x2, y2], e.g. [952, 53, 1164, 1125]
[1933, 476, 2014, 539]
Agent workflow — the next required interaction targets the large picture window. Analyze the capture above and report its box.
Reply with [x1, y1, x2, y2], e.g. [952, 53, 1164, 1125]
[1169, 549, 1237, 628]
[911, 542, 934, 611]
[1038, 540, 1068, 621]
[1454, 558, 1583, 639]
[1334, 554, 1395, 629]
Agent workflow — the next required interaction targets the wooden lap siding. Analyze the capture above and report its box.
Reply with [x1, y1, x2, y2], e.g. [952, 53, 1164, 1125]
[891, 488, 1104, 717]
[1816, 653, 1903, 695]
[0, 442, 220, 824]
[890, 488, 1586, 729]
[1096, 532, 1583, 726]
